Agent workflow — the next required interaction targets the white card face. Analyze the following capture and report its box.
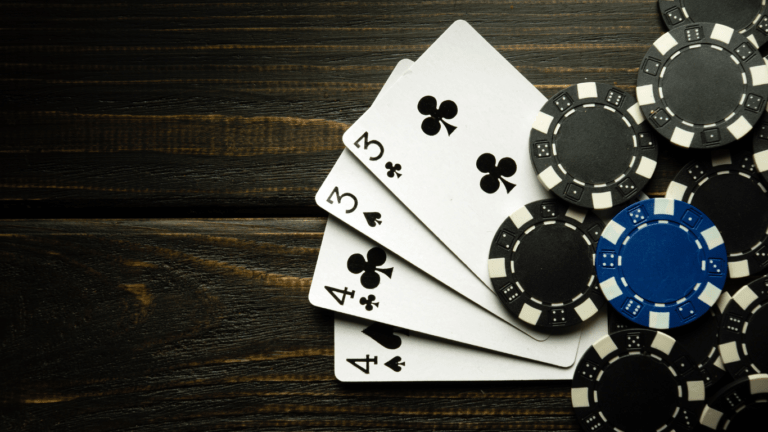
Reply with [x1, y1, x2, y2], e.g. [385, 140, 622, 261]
[334, 309, 608, 382]
[308, 216, 582, 367]
[375, 58, 414, 104]
[342, 20, 550, 289]
[318, 60, 546, 341]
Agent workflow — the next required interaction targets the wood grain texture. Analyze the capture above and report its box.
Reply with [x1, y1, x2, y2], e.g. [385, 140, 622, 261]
[2, 2, 760, 431]
[1, 218, 586, 432]
[0, 0, 688, 216]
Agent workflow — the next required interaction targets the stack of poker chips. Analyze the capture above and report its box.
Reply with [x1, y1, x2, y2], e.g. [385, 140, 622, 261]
[492, 3, 768, 431]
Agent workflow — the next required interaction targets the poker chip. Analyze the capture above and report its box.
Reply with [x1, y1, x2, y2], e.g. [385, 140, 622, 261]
[637, 23, 768, 149]
[596, 198, 728, 329]
[718, 274, 768, 378]
[487, 199, 605, 328]
[752, 110, 768, 183]
[699, 373, 768, 430]
[572, 329, 706, 432]
[658, 0, 768, 49]
[529, 82, 658, 209]
[666, 143, 768, 278]
[607, 291, 733, 390]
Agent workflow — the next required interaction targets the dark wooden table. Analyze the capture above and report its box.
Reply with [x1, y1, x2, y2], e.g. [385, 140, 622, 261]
[2, 1, 763, 430]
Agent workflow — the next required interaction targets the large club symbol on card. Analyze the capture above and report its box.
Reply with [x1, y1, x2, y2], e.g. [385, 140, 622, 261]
[347, 247, 393, 288]
[476, 153, 517, 194]
[418, 96, 457, 136]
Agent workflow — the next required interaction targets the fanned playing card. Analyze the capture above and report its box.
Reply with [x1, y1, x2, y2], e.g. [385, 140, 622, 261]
[342, 20, 550, 290]
[318, 59, 546, 340]
[308, 217, 583, 367]
[334, 309, 607, 382]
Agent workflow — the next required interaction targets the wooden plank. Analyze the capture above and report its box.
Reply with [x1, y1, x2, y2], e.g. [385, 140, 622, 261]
[0, 0, 685, 216]
[0, 217, 589, 431]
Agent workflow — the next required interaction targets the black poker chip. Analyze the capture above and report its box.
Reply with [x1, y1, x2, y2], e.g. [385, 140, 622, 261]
[572, 329, 706, 432]
[665, 142, 768, 278]
[658, 0, 768, 49]
[529, 82, 658, 209]
[719, 274, 768, 378]
[487, 199, 604, 328]
[607, 291, 733, 390]
[699, 373, 768, 430]
[637, 22, 768, 149]
[752, 110, 768, 183]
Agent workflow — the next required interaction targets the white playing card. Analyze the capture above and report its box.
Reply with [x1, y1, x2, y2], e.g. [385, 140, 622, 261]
[374, 58, 413, 106]
[342, 20, 550, 290]
[334, 309, 608, 382]
[319, 59, 546, 340]
[308, 216, 582, 367]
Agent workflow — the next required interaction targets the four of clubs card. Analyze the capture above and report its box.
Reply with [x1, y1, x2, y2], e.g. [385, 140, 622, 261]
[309, 217, 583, 369]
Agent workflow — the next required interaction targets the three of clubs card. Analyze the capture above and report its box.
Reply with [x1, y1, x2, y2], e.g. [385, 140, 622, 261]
[342, 20, 551, 290]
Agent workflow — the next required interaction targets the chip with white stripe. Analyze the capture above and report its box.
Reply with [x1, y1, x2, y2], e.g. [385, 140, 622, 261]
[718, 275, 768, 379]
[596, 198, 728, 329]
[529, 82, 658, 210]
[488, 199, 604, 328]
[665, 142, 768, 279]
[657, 0, 768, 50]
[637, 23, 768, 149]
[699, 373, 768, 430]
[607, 306, 728, 390]
[572, 328, 706, 432]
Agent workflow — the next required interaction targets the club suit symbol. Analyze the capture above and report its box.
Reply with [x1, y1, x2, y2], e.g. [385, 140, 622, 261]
[418, 96, 457, 136]
[476, 153, 517, 194]
[385, 162, 402, 178]
[360, 295, 379, 311]
[347, 247, 393, 288]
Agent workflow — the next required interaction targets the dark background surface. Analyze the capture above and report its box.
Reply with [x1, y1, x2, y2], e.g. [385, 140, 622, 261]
[0, 1, 762, 431]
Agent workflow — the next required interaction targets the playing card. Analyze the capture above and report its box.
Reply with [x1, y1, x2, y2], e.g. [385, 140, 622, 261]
[334, 309, 608, 382]
[319, 59, 546, 340]
[308, 216, 582, 367]
[342, 20, 550, 289]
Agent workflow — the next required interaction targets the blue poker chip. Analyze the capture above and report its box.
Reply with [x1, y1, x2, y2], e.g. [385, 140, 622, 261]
[596, 198, 727, 329]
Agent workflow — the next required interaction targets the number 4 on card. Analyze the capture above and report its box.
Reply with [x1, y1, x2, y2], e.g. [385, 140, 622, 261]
[325, 286, 355, 305]
[347, 355, 377, 374]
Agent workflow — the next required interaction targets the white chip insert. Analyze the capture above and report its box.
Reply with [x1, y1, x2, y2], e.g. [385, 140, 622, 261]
[577, 82, 598, 99]
[510, 205, 534, 230]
